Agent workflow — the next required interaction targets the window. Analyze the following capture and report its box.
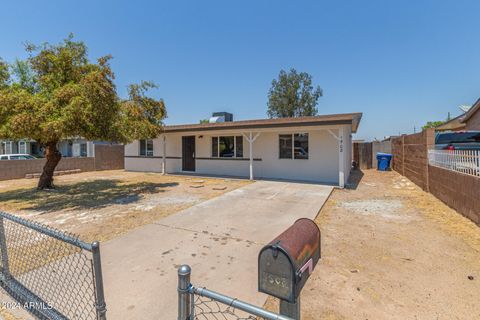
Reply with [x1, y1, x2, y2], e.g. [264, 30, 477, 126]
[235, 136, 243, 158]
[219, 136, 235, 157]
[140, 139, 154, 156]
[436, 132, 480, 144]
[279, 135, 293, 159]
[10, 155, 31, 160]
[279, 133, 309, 159]
[80, 143, 88, 157]
[211, 136, 244, 158]
[294, 133, 309, 159]
[3, 142, 12, 154]
[18, 141, 27, 154]
[0, 156, 7, 160]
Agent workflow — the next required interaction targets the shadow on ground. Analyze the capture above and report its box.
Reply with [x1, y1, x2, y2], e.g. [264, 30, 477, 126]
[0, 179, 178, 213]
[346, 169, 364, 190]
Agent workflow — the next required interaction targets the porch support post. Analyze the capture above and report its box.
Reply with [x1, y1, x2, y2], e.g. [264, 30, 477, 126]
[249, 132, 254, 180]
[162, 134, 166, 175]
[338, 127, 345, 188]
[243, 132, 260, 180]
[327, 128, 345, 188]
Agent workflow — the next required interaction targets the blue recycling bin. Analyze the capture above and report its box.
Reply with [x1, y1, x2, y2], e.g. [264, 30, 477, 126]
[377, 153, 392, 171]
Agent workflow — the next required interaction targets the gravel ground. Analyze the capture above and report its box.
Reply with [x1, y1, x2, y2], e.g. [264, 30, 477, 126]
[266, 169, 480, 319]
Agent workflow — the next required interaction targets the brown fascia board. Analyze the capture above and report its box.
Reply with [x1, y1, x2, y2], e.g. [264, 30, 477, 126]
[163, 113, 363, 134]
[461, 98, 480, 123]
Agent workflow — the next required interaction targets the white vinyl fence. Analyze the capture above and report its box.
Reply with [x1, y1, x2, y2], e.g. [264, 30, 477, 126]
[428, 149, 480, 177]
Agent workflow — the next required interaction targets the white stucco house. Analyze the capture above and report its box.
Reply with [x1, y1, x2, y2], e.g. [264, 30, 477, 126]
[124, 112, 362, 187]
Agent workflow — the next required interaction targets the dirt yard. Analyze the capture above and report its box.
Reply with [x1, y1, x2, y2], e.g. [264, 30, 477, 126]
[0, 170, 250, 242]
[267, 169, 480, 319]
[2, 169, 480, 319]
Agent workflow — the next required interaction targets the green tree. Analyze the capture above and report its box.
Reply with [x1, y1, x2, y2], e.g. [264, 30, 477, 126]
[422, 121, 444, 130]
[0, 59, 9, 88]
[267, 68, 323, 118]
[0, 35, 166, 189]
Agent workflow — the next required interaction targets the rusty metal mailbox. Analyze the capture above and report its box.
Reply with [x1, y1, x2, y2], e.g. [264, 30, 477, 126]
[258, 218, 321, 304]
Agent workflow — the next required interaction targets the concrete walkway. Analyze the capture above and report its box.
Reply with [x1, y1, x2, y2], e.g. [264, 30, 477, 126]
[102, 180, 333, 319]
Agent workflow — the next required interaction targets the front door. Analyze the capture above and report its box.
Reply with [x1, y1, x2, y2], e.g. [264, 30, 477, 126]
[182, 136, 196, 171]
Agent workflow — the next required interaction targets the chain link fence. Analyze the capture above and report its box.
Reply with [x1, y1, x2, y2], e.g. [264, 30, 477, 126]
[0, 211, 106, 320]
[178, 265, 293, 320]
[191, 294, 260, 320]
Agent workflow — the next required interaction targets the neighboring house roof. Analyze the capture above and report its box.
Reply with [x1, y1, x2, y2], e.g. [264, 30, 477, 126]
[164, 113, 363, 134]
[436, 113, 466, 131]
[435, 98, 480, 131]
[461, 98, 480, 123]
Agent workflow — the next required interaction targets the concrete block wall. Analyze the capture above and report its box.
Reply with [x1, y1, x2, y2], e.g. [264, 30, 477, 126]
[428, 165, 480, 225]
[0, 158, 95, 181]
[94, 144, 125, 170]
[391, 129, 435, 191]
[391, 128, 479, 226]
[391, 136, 404, 174]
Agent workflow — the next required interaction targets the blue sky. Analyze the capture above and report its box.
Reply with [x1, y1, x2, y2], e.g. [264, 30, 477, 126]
[1, 0, 479, 140]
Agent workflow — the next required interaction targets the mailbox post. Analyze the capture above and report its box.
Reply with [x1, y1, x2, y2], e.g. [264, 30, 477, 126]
[258, 218, 321, 320]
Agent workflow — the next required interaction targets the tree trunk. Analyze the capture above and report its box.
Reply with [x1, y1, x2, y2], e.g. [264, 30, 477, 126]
[37, 142, 62, 190]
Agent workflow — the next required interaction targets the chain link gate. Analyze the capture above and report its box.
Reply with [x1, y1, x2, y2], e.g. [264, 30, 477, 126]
[0, 211, 107, 320]
[178, 265, 293, 320]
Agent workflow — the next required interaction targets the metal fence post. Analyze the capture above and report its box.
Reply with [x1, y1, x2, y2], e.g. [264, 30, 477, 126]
[178, 265, 192, 320]
[92, 241, 107, 320]
[0, 216, 10, 279]
[280, 299, 300, 320]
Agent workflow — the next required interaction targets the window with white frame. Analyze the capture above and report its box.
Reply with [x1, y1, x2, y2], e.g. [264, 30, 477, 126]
[18, 141, 27, 154]
[211, 136, 244, 158]
[80, 143, 88, 157]
[139, 139, 154, 156]
[279, 133, 309, 159]
[2, 141, 13, 155]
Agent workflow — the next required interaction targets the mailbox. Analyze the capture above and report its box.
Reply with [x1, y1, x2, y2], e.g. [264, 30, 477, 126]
[258, 218, 321, 303]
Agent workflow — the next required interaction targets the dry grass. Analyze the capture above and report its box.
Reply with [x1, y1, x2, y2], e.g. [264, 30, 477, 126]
[372, 170, 480, 253]
[0, 170, 251, 242]
[402, 186, 480, 252]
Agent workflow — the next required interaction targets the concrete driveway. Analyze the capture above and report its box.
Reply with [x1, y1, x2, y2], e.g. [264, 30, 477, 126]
[102, 180, 333, 319]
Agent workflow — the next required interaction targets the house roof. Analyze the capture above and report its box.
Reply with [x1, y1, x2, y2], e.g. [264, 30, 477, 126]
[164, 113, 363, 134]
[435, 114, 466, 131]
[435, 97, 480, 131]
[461, 98, 480, 123]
